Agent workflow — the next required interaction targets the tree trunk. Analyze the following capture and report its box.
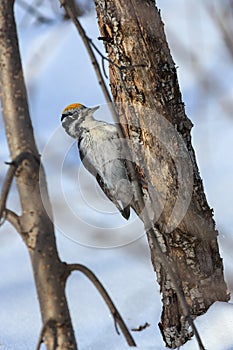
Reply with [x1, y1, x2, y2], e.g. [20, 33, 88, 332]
[0, 1, 77, 349]
[94, 0, 229, 348]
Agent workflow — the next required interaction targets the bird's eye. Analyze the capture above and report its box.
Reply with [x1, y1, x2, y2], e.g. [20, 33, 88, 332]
[61, 112, 72, 121]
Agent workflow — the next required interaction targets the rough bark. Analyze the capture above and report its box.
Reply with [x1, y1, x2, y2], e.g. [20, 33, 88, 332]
[0, 1, 77, 349]
[94, 0, 229, 348]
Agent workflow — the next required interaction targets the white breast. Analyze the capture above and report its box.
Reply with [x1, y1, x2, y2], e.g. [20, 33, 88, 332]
[78, 120, 133, 204]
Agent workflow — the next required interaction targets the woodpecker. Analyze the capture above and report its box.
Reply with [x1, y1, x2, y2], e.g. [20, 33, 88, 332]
[61, 103, 133, 219]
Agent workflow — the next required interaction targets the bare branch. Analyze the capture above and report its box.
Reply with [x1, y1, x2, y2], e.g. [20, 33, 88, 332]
[60, 0, 143, 114]
[0, 2, 77, 347]
[60, 0, 113, 105]
[67, 263, 136, 347]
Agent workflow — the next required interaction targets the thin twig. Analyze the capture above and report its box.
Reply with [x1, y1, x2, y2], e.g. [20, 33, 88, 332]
[60, 0, 113, 104]
[90, 36, 147, 72]
[67, 263, 136, 347]
[88, 38, 132, 95]
[60, 2, 205, 349]
[60, 0, 145, 102]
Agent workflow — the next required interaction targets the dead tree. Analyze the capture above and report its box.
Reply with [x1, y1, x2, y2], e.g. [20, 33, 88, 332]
[94, 0, 229, 348]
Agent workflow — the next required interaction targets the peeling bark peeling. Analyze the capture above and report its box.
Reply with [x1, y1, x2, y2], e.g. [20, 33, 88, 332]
[94, 0, 229, 348]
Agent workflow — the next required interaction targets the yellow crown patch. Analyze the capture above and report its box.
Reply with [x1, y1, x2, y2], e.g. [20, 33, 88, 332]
[62, 103, 84, 114]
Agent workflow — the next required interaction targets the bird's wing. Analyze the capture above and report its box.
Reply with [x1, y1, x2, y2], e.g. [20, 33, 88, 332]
[78, 122, 131, 219]
[96, 173, 130, 220]
[79, 145, 130, 219]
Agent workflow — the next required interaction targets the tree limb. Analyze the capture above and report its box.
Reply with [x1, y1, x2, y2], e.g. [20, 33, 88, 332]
[0, 2, 77, 348]
[67, 263, 136, 347]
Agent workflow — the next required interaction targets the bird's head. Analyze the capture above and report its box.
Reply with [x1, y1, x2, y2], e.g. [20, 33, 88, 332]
[61, 103, 99, 138]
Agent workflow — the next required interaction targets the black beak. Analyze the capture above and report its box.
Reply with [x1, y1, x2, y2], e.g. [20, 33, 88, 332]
[61, 114, 66, 122]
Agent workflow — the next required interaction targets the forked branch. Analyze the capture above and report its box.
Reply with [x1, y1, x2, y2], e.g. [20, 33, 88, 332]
[36, 319, 58, 350]
[0, 152, 40, 231]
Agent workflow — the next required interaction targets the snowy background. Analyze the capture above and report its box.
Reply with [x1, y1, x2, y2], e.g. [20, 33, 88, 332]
[0, 0, 233, 349]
